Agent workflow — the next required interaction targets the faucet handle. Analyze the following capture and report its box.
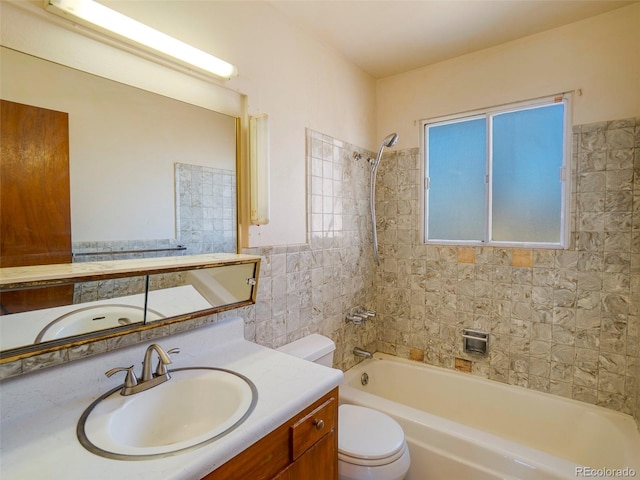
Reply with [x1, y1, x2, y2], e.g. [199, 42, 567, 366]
[358, 309, 377, 318]
[155, 347, 180, 377]
[345, 313, 365, 325]
[105, 365, 138, 388]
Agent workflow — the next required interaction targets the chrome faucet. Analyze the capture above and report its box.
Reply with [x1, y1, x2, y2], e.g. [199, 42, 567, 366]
[106, 344, 179, 396]
[353, 347, 373, 359]
[142, 344, 173, 382]
[357, 309, 376, 319]
[345, 313, 366, 325]
[346, 307, 377, 325]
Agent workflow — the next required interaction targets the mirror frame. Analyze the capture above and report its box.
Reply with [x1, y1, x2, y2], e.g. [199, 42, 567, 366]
[0, 255, 260, 364]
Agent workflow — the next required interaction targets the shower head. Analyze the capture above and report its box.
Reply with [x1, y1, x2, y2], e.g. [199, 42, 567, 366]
[382, 132, 398, 148]
[371, 132, 399, 170]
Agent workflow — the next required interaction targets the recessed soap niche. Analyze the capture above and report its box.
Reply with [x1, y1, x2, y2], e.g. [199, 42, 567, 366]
[463, 329, 489, 356]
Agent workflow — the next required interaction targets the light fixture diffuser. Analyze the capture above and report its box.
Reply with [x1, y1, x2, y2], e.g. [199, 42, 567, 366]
[249, 114, 270, 226]
[45, 0, 238, 80]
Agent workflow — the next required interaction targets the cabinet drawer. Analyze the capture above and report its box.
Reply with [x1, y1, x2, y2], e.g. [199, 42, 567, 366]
[291, 396, 336, 460]
[203, 388, 338, 480]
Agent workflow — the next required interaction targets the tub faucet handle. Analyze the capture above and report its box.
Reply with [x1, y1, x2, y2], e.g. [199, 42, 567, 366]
[358, 309, 376, 318]
[345, 313, 365, 325]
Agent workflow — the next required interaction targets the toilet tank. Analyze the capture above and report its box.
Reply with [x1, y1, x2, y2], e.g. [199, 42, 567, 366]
[276, 334, 335, 367]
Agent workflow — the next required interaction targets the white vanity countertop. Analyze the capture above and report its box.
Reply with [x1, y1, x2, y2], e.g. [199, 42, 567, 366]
[0, 253, 261, 287]
[0, 317, 344, 479]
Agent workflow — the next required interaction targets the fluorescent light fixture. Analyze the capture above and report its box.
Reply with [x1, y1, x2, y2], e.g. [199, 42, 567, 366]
[249, 114, 270, 225]
[45, 0, 238, 80]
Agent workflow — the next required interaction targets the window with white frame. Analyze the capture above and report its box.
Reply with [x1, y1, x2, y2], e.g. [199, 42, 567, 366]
[422, 95, 571, 248]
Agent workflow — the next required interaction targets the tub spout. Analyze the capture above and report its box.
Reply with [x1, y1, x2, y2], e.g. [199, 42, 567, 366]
[353, 347, 373, 359]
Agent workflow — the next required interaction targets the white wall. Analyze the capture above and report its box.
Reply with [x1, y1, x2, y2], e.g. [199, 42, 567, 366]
[88, 0, 378, 247]
[1, 1, 377, 248]
[208, 1, 378, 247]
[377, 3, 640, 150]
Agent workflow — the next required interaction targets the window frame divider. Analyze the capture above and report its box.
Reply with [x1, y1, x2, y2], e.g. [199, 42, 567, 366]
[485, 112, 493, 244]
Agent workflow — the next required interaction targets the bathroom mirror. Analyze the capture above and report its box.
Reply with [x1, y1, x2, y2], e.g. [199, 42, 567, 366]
[0, 40, 244, 362]
[0, 275, 150, 352]
[0, 259, 259, 358]
[146, 263, 257, 317]
[0, 46, 238, 248]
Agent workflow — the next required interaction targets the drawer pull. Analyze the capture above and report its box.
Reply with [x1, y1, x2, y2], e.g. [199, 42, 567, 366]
[291, 396, 336, 460]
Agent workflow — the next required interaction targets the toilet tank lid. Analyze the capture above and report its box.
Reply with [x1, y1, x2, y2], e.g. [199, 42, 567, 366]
[276, 334, 335, 362]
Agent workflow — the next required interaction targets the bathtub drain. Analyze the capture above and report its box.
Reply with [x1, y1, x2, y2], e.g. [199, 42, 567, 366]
[361, 372, 369, 386]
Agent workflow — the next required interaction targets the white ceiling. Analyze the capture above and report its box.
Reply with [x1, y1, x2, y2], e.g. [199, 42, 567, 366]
[270, 0, 636, 78]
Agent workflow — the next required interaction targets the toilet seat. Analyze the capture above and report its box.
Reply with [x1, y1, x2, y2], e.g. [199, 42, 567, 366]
[338, 404, 407, 466]
[339, 443, 407, 467]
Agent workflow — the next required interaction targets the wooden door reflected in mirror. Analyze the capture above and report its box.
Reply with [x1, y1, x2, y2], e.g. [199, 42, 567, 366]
[1, 99, 73, 314]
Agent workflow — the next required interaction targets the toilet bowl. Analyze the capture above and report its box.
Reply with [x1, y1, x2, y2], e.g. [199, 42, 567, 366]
[338, 404, 410, 480]
[277, 336, 411, 480]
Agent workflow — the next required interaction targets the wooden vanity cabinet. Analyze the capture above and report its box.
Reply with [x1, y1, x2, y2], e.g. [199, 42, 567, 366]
[203, 388, 338, 480]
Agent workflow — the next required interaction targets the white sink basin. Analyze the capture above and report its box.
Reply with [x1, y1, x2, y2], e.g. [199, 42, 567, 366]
[35, 304, 164, 343]
[78, 367, 257, 459]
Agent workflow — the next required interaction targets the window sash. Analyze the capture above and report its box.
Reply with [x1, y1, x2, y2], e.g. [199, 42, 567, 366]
[421, 94, 572, 248]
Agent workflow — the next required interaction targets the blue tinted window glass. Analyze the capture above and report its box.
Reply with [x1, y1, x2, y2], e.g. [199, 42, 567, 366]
[427, 118, 486, 241]
[491, 104, 564, 243]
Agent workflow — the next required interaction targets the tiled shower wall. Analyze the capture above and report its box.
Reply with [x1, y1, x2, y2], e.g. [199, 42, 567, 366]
[374, 117, 640, 423]
[175, 163, 237, 254]
[242, 129, 378, 371]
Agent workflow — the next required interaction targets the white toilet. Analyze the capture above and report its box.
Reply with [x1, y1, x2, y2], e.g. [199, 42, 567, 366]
[277, 335, 411, 480]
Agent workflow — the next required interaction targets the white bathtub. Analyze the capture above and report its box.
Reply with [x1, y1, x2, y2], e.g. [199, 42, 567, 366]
[339, 354, 640, 480]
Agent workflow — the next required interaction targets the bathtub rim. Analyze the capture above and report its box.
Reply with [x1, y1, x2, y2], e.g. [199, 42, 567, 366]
[339, 353, 640, 479]
[347, 353, 638, 424]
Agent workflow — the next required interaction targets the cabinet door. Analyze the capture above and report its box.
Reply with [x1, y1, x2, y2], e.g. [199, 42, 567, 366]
[272, 467, 292, 480]
[290, 431, 337, 480]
